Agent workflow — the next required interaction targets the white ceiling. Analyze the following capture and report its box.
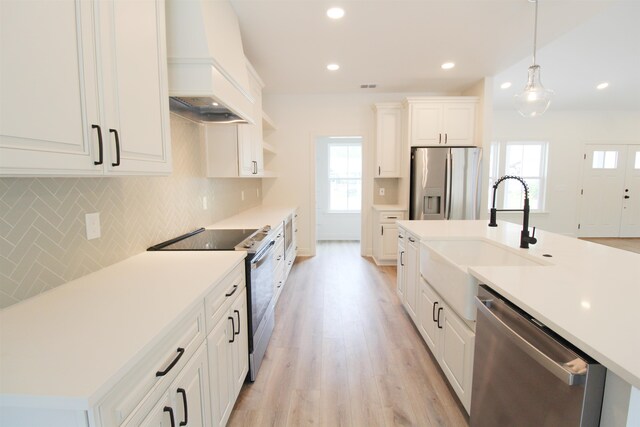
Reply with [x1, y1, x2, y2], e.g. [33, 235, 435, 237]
[230, 0, 638, 110]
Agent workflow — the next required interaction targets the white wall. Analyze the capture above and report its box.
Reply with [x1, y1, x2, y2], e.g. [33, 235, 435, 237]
[315, 137, 361, 241]
[261, 92, 442, 256]
[493, 110, 640, 235]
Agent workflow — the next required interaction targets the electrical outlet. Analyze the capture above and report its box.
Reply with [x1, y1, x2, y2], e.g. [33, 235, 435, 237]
[85, 212, 101, 240]
[379, 187, 385, 196]
[241, 190, 245, 201]
[202, 196, 208, 210]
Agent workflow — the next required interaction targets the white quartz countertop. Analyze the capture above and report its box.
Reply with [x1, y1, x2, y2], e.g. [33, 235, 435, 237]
[372, 204, 407, 211]
[206, 205, 297, 230]
[0, 251, 246, 409]
[398, 219, 640, 389]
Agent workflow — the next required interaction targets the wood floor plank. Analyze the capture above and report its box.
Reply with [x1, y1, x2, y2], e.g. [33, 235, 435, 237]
[229, 241, 469, 427]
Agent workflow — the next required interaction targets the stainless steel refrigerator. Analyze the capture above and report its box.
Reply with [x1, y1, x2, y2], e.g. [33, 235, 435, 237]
[410, 147, 482, 220]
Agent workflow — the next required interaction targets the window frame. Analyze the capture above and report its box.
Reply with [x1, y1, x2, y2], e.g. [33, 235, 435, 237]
[327, 141, 362, 213]
[488, 140, 549, 213]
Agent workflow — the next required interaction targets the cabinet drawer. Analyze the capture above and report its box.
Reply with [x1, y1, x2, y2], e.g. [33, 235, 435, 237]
[379, 211, 405, 222]
[204, 262, 245, 334]
[98, 304, 205, 426]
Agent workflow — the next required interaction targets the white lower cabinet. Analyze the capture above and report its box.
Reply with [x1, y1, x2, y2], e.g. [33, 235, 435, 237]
[396, 230, 406, 300]
[373, 210, 406, 265]
[208, 287, 248, 427]
[134, 344, 211, 427]
[404, 233, 419, 321]
[417, 276, 475, 413]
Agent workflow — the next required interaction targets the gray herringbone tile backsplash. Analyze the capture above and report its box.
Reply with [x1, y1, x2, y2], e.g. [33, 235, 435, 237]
[0, 114, 262, 308]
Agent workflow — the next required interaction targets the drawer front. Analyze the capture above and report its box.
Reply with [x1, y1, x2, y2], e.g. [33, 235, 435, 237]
[98, 304, 206, 426]
[379, 211, 405, 222]
[204, 262, 245, 335]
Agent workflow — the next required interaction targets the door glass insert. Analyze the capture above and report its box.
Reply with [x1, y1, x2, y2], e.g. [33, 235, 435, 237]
[592, 150, 618, 169]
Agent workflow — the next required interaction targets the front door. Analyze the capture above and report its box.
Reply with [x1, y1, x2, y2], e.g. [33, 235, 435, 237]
[579, 144, 640, 237]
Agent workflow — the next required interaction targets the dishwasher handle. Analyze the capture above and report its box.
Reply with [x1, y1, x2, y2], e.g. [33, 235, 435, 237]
[475, 295, 587, 386]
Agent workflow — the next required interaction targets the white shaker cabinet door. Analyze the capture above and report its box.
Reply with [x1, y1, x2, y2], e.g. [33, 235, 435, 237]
[442, 103, 475, 146]
[208, 315, 234, 427]
[0, 0, 103, 175]
[410, 104, 443, 146]
[98, 0, 172, 175]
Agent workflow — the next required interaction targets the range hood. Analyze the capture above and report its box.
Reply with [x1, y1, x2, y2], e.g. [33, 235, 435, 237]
[165, 0, 255, 124]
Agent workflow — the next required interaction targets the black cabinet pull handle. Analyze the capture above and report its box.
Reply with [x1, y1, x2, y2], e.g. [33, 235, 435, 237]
[109, 128, 121, 167]
[228, 316, 235, 343]
[408, 237, 416, 243]
[378, 166, 381, 176]
[234, 309, 241, 335]
[156, 348, 185, 377]
[438, 133, 442, 144]
[432, 302, 439, 322]
[381, 226, 384, 236]
[437, 307, 443, 329]
[177, 388, 188, 426]
[444, 133, 448, 144]
[164, 406, 176, 427]
[92, 124, 103, 165]
[225, 284, 238, 297]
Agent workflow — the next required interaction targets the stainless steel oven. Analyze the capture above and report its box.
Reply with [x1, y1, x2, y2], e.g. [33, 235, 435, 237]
[246, 240, 275, 381]
[147, 226, 276, 382]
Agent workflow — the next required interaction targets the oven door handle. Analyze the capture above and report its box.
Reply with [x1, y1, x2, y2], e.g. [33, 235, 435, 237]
[251, 240, 275, 269]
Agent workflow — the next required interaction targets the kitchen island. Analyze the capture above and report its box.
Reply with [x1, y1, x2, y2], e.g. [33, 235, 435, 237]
[399, 219, 640, 426]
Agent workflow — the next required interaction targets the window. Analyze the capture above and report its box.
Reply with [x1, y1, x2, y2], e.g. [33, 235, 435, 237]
[592, 150, 618, 169]
[489, 141, 548, 211]
[328, 143, 362, 211]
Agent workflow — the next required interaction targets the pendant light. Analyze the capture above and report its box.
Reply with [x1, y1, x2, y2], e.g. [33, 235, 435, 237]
[515, 0, 553, 117]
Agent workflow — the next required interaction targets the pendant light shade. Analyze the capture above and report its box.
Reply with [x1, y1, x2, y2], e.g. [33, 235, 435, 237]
[515, 0, 553, 118]
[515, 65, 554, 117]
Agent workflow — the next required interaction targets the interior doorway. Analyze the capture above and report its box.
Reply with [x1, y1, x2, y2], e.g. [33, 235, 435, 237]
[578, 144, 640, 237]
[315, 136, 363, 242]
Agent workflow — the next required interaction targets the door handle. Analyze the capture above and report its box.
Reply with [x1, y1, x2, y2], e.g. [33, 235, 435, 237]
[432, 301, 439, 322]
[228, 316, 236, 343]
[156, 348, 185, 377]
[400, 251, 404, 266]
[109, 128, 121, 167]
[437, 307, 443, 329]
[234, 309, 241, 335]
[163, 406, 176, 427]
[177, 388, 188, 426]
[92, 124, 103, 165]
[444, 133, 448, 144]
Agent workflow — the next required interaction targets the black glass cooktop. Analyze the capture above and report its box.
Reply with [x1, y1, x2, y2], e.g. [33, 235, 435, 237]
[148, 228, 258, 251]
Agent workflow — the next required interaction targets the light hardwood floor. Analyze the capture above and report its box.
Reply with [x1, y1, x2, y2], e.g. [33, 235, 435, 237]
[228, 241, 469, 427]
[580, 237, 640, 254]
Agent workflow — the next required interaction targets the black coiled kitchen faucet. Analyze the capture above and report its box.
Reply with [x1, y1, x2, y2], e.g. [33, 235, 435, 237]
[488, 175, 538, 249]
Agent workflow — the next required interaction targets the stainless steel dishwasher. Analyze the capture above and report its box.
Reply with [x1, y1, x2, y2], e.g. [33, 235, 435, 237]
[471, 285, 606, 427]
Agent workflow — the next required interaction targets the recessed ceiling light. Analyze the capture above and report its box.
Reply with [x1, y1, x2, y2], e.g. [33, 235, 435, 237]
[327, 63, 340, 71]
[211, 102, 219, 106]
[327, 7, 345, 19]
[596, 82, 609, 90]
[441, 62, 455, 70]
[500, 82, 512, 90]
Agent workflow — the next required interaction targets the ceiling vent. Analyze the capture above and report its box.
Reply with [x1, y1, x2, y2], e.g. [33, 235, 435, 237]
[360, 84, 377, 89]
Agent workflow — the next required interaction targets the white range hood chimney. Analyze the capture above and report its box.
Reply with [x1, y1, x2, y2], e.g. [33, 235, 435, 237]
[165, 0, 255, 124]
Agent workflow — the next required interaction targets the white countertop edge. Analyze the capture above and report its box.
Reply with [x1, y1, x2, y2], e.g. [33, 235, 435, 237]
[469, 266, 640, 390]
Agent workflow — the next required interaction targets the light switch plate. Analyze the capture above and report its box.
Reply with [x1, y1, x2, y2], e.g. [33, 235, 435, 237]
[85, 212, 101, 240]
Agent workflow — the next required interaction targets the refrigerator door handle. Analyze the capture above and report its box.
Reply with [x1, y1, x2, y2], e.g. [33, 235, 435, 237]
[473, 148, 483, 220]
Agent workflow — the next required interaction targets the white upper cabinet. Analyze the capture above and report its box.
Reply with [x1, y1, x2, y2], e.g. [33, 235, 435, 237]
[205, 62, 265, 178]
[374, 103, 402, 178]
[0, 0, 172, 176]
[406, 97, 477, 147]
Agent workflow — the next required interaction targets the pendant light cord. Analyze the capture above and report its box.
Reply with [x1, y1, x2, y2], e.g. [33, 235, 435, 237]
[532, 0, 538, 66]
